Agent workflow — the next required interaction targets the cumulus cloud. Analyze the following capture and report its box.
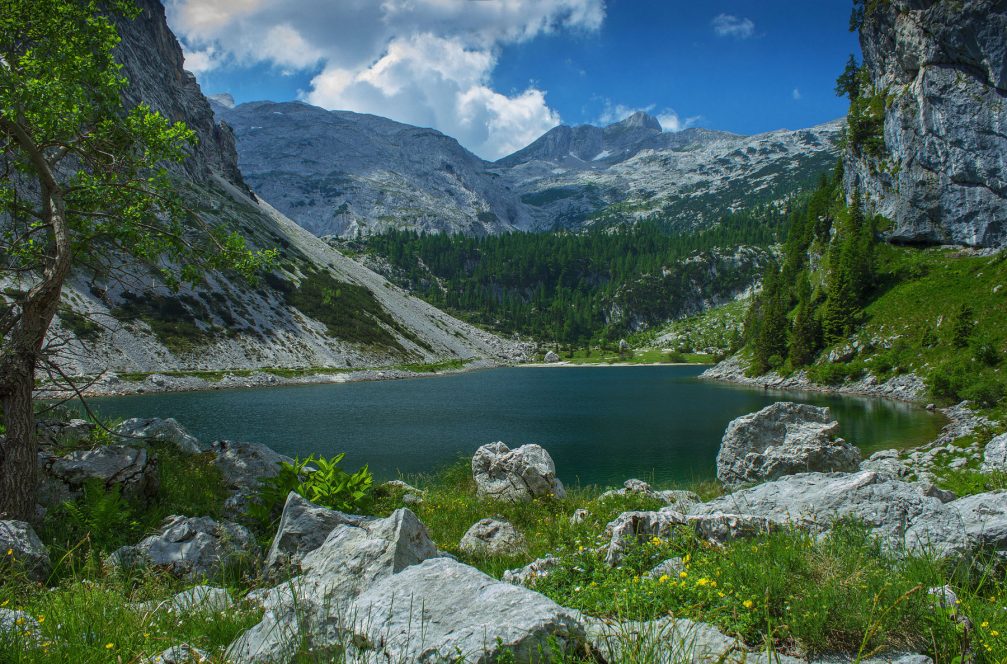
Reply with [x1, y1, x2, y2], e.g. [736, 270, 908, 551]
[792, 88, 802, 101]
[165, 0, 604, 159]
[598, 102, 700, 133]
[711, 13, 755, 39]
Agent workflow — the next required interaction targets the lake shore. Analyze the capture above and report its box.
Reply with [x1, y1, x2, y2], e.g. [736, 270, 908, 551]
[38, 358, 501, 400]
[700, 354, 929, 405]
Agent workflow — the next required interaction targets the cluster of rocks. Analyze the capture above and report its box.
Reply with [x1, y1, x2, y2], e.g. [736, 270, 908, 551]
[4, 400, 1004, 662]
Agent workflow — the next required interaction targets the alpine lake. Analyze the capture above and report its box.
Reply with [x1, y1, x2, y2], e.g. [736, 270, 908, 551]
[85, 365, 943, 488]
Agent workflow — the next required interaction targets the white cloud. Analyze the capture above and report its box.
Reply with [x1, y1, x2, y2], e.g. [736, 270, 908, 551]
[792, 88, 802, 101]
[711, 14, 755, 39]
[165, 0, 604, 159]
[598, 102, 699, 133]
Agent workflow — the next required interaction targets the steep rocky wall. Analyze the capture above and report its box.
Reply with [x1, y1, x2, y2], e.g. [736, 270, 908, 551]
[113, 0, 247, 191]
[845, 0, 1007, 247]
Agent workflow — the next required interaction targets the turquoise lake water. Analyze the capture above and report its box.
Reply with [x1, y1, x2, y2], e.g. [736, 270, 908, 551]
[86, 365, 942, 487]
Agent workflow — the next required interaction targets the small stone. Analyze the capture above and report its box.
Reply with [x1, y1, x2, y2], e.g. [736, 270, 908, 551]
[459, 518, 528, 557]
[570, 508, 590, 525]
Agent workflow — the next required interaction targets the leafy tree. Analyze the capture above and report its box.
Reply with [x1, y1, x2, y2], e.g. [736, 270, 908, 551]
[0, 0, 272, 520]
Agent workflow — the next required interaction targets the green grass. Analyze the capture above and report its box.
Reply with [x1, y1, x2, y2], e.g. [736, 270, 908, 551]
[808, 245, 1007, 417]
[365, 460, 1007, 661]
[0, 570, 261, 663]
[633, 298, 749, 354]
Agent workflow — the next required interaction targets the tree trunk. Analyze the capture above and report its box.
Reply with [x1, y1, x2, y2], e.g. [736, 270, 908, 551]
[0, 355, 39, 522]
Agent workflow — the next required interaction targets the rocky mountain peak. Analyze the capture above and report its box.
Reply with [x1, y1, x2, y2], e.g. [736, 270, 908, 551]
[209, 93, 236, 109]
[611, 111, 663, 132]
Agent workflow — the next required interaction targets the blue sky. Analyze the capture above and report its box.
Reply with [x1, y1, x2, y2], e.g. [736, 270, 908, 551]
[168, 0, 859, 159]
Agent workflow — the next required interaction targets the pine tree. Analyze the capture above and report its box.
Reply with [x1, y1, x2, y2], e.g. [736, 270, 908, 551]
[835, 55, 861, 102]
[789, 271, 821, 367]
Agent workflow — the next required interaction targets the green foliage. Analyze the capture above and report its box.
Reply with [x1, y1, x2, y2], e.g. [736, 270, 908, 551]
[277, 269, 411, 352]
[950, 303, 975, 349]
[0, 573, 262, 663]
[57, 481, 137, 559]
[846, 71, 889, 160]
[356, 205, 792, 345]
[835, 54, 862, 102]
[56, 306, 102, 341]
[247, 454, 373, 528]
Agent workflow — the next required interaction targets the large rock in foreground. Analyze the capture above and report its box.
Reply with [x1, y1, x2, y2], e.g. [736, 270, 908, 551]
[459, 518, 528, 557]
[210, 440, 292, 514]
[264, 492, 371, 577]
[39, 445, 159, 506]
[691, 471, 1007, 559]
[472, 442, 565, 502]
[0, 521, 50, 581]
[226, 508, 439, 663]
[716, 402, 861, 486]
[346, 557, 587, 661]
[983, 433, 1007, 473]
[108, 516, 258, 580]
[115, 418, 203, 454]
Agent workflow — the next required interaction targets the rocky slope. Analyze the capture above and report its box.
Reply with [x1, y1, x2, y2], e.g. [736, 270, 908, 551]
[498, 114, 843, 232]
[215, 100, 842, 237]
[211, 100, 532, 237]
[44, 0, 527, 380]
[846, 0, 1007, 247]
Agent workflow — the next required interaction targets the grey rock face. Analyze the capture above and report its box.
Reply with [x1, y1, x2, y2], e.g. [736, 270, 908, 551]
[459, 518, 528, 557]
[142, 644, 211, 664]
[544, 350, 561, 363]
[847, 0, 1007, 247]
[716, 402, 861, 486]
[604, 510, 688, 565]
[115, 0, 246, 190]
[214, 101, 528, 237]
[212, 440, 291, 491]
[502, 555, 559, 587]
[36, 418, 95, 447]
[983, 433, 1007, 472]
[472, 442, 565, 502]
[41, 445, 158, 504]
[210, 440, 292, 514]
[115, 418, 203, 454]
[0, 609, 41, 644]
[584, 615, 801, 664]
[226, 509, 439, 663]
[691, 471, 1007, 559]
[0, 521, 50, 581]
[264, 492, 371, 576]
[347, 557, 586, 662]
[108, 516, 258, 581]
[136, 586, 234, 615]
[599, 479, 702, 511]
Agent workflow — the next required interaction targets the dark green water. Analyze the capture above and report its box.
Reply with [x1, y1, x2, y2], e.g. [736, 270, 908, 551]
[86, 366, 942, 487]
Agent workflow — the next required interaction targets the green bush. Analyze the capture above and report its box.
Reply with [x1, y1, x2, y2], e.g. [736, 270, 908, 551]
[971, 337, 1001, 367]
[247, 453, 373, 528]
[961, 377, 1006, 409]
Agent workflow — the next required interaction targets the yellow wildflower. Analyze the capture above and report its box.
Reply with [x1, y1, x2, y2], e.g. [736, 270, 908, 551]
[697, 578, 710, 586]
[105, 643, 114, 650]
[679, 571, 688, 578]
[650, 536, 662, 546]
[982, 621, 990, 628]
[658, 575, 670, 584]
[36, 615, 44, 624]
[992, 630, 1000, 637]
[743, 599, 754, 609]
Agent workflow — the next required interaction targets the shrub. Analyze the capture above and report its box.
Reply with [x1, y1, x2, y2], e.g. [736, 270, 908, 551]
[961, 377, 1006, 409]
[247, 454, 373, 528]
[971, 336, 1001, 367]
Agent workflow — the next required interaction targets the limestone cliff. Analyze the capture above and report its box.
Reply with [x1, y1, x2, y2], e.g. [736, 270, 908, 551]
[846, 0, 1007, 247]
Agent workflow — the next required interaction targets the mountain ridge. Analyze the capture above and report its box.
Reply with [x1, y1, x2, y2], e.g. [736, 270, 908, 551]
[214, 99, 844, 237]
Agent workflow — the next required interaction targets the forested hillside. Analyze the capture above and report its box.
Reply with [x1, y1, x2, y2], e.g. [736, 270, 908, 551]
[350, 205, 803, 344]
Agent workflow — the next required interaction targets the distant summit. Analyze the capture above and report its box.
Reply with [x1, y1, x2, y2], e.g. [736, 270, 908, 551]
[208, 92, 235, 109]
[613, 111, 663, 132]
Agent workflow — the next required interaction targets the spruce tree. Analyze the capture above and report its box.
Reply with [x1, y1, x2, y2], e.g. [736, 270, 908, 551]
[789, 271, 821, 367]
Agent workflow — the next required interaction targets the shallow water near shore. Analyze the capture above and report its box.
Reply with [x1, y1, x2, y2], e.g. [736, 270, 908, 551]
[84, 365, 943, 487]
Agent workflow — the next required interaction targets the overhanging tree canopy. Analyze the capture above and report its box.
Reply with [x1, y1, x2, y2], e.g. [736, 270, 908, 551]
[0, 0, 272, 520]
